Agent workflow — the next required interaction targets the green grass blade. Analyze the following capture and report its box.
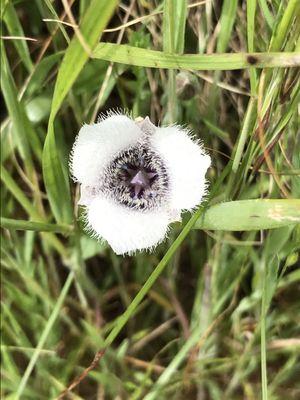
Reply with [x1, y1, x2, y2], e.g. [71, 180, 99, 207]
[163, 0, 176, 123]
[104, 207, 204, 347]
[2, 2, 34, 72]
[163, 0, 187, 122]
[144, 324, 202, 400]
[216, 0, 238, 53]
[231, 97, 256, 174]
[261, 258, 268, 400]
[0, 218, 73, 234]
[47, 1, 118, 119]
[1, 166, 70, 256]
[174, 0, 187, 54]
[194, 199, 300, 230]
[247, 0, 258, 95]
[1, 44, 42, 165]
[210, 0, 238, 121]
[163, 0, 187, 54]
[258, 0, 274, 29]
[43, 0, 70, 44]
[207, 0, 237, 123]
[42, 124, 73, 224]
[15, 272, 74, 399]
[269, 0, 300, 51]
[163, 0, 175, 53]
[26, 52, 63, 96]
[0, 165, 40, 220]
[43, 0, 118, 224]
[93, 43, 300, 70]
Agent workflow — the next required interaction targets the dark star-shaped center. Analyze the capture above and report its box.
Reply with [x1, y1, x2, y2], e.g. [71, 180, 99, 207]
[106, 146, 168, 209]
[126, 167, 157, 199]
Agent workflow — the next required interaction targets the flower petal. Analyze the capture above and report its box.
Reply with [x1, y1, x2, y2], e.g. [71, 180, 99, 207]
[87, 197, 170, 255]
[151, 126, 210, 210]
[78, 185, 97, 206]
[70, 114, 142, 186]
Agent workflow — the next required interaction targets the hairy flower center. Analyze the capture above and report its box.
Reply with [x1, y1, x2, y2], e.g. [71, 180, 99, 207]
[122, 166, 158, 199]
[103, 146, 168, 210]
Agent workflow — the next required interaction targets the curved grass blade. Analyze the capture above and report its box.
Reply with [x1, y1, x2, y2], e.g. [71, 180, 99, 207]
[1, 44, 42, 164]
[15, 272, 74, 398]
[43, 0, 118, 223]
[1, 165, 40, 219]
[48, 1, 118, 119]
[2, 2, 34, 72]
[104, 206, 204, 347]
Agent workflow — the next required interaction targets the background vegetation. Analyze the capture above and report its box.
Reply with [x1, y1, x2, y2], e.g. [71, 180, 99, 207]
[1, 0, 300, 399]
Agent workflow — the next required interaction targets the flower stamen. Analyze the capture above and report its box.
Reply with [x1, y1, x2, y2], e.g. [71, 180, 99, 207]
[103, 146, 168, 210]
[127, 167, 157, 199]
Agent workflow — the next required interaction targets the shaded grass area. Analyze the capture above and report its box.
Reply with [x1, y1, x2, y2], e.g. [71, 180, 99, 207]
[1, 0, 300, 399]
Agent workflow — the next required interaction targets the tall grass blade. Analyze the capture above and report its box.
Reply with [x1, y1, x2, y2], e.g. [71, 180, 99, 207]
[15, 272, 74, 398]
[1, 44, 41, 165]
[104, 207, 204, 347]
[247, 0, 258, 95]
[2, 2, 33, 72]
[43, 0, 118, 223]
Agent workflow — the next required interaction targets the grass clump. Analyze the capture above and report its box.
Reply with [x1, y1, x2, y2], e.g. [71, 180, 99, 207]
[1, 1, 300, 399]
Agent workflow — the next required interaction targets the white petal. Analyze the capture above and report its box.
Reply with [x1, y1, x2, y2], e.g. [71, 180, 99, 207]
[70, 114, 142, 186]
[78, 185, 98, 206]
[151, 126, 211, 210]
[87, 197, 170, 255]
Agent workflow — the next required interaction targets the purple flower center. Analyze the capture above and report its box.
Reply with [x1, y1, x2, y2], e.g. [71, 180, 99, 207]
[122, 165, 157, 199]
[104, 146, 168, 210]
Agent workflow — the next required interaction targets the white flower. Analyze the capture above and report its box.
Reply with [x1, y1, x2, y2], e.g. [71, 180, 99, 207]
[70, 112, 210, 255]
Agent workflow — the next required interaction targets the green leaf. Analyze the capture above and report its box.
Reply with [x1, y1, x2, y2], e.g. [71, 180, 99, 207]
[93, 43, 300, 70]
[194, 199, 300, 231]
[25, 95, 52, 124]
[43, 0, 118, 223]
